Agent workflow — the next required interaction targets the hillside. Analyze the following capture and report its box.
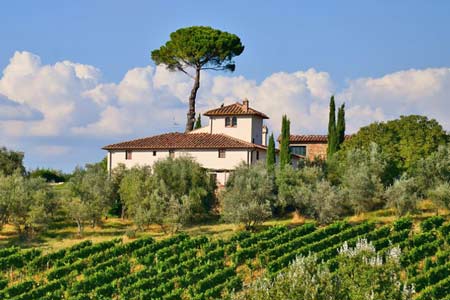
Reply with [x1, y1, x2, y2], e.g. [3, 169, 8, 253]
[0, 215, 449, 300]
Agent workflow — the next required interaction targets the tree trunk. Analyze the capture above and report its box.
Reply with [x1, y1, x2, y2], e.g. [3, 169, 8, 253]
[185, 68, 201, 132]
[76, 220, 83, 237]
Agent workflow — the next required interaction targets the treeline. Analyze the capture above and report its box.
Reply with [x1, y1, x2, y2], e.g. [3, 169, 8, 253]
[0, 113, 449, 238]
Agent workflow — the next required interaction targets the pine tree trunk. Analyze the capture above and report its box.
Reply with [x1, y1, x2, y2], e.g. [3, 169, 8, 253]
[185, 68, 201, 132]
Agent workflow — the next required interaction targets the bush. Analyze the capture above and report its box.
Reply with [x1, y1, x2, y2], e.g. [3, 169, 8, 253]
[221, 163, 274, 229]
[420, 216, 445, 232]
[385, 177, 420, 216]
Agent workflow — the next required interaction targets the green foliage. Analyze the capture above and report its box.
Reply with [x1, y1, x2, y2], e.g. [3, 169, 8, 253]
[279, 115, 291, 168]
[411, 144, 450, 210]
[233, 239, 413, 300]
[330, 144, 387, 214]
[221, 163, 274, 229]
[0, 171, 55, 235]
[428, 182, 450, 210]
[420, 216, 445, 232]
[67, 163, 113, 235]
[194, 113, 202, 129]
[151, 26, 244, 131]
[341, 115, 449, 177]
[0, 146, 25, 176]
[266, 133, 276, 172]
[275, 165, 346, 223]
[336, 103, 346, 148]
[385, 176, 420, 216]
[151, 26, 244, 72]
[327, 96, 338, 158]
[29, 168, 67, 182]
[119, 157, 214, 233]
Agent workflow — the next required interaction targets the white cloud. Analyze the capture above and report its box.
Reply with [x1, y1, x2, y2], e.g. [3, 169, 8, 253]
[0, 51, 449, 169]
[339, 67, 450, 130]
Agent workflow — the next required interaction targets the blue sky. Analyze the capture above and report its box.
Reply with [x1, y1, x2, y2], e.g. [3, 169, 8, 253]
[1, 1, 450, 171]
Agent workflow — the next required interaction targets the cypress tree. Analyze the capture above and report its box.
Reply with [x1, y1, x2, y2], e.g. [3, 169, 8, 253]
[194, 113, 202, 129]
[336, 103, 346, 149]
[327, 96, 337, 159]
[280, 115, 291, 168]
[266, 133, 276, 171]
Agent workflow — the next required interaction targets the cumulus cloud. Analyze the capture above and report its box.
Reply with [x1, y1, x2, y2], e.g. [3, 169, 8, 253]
[0, 51, 449, 169]
[338, 68, 450, 130]
[0, 93, 43, 121]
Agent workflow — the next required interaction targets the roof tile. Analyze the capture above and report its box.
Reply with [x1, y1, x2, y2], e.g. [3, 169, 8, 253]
[103, 132, 260, 150]
[203, 101, 269, 119]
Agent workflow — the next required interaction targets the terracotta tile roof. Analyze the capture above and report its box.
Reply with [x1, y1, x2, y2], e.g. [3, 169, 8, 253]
[287, 134, 352, 143]
[203, 101, 269, 119]
[103, 133, 264, 150]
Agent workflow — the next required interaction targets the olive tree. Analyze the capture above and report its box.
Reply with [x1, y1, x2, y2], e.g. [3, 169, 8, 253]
[66, 163, 113, 235]
[120, 157, 215, 233]
[0, 171, 54, 237]
[385, 177, 420, 216]
[221, 163, 274, 229]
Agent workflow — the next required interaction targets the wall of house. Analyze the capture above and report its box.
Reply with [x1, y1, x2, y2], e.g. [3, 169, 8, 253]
[250, 149, 266, 164]
[251, 117, 263, 145]
[290, 142, 328, 160]
[109, 149, 249, 172]
[210, 116, 254, 143]
[188, 125, 210, 134]
[176, 149, 248, 170]
[109, 150, 170, 170]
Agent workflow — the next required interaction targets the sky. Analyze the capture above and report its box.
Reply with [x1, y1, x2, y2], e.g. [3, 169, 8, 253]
[1, 1, 450, 171]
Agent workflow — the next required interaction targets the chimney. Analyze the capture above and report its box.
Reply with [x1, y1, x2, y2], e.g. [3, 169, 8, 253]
[262, 125, 268, 146]
[242, 98, 249, 112]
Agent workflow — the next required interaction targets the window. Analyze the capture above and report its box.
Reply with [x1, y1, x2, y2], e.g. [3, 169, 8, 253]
[289, 146, 307, 156]
[225, 116, 237, 127]
[125, 151, 132, 160]
[169, 150, 175, 158]
[256, 151, 259, 160]
[153, 151, 157, 156]
[218, 149, 226, 158]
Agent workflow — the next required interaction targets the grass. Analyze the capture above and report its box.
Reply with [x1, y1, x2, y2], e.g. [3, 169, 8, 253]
[0, 199, 448, 253]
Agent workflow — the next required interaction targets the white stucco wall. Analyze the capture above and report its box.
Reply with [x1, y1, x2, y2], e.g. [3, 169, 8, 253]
[176, 149, 249, 170]
[109, 150, 170, 170]
[188, 126, 210, 134]
[210, 116, 254, 143]
[108, 149, 250, 172]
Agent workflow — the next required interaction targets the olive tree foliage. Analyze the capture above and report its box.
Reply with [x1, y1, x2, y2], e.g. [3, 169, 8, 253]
[409, 144, 450, 211]
[0, 171, 55, 236]
[221, 163, 274, 229]
[232, 239, 414, 300]
[276, 165, 344, 224]
[66, 163, 114, 235]
[385, 176, 421, 216]
[151, 26, 244, 132]
[331, 143, 387, 214]
[428, 182, 450, 211]
[0, 146, 25, 176]
[119, 157, 215, 233]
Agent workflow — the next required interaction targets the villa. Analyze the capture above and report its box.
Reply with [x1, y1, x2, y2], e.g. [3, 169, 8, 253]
[103, 99, 302, 185]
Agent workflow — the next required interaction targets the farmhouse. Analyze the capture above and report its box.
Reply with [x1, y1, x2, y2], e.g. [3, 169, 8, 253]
[103, 99, 302, 185]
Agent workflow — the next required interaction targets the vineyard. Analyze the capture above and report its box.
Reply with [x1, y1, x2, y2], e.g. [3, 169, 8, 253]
[0, 216, 449, 300]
